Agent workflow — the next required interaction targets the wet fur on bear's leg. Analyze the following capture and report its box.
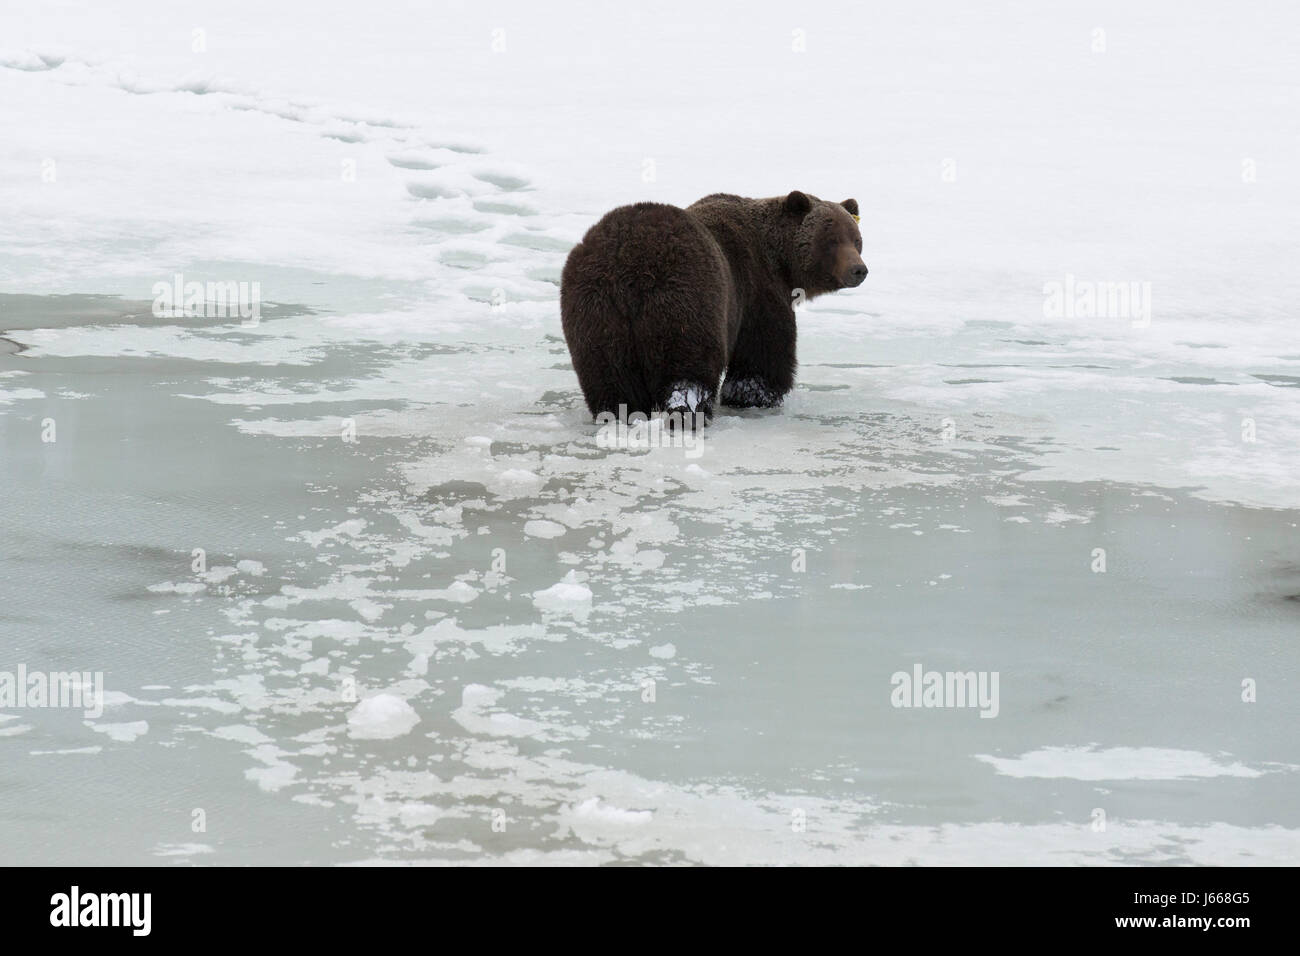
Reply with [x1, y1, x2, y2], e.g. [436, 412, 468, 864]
[720, 295, 797, 408]
[661, 380, 713, 430]
[720, 376, 784, 408]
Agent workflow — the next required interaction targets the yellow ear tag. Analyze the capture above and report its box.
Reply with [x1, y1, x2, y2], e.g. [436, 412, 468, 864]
[851, 214, 860, 223]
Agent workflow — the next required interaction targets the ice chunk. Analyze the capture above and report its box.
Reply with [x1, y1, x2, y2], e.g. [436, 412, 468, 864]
[346, 694, 419, 740]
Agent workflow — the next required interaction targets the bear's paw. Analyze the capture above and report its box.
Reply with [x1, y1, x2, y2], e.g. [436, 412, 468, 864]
[720, 377, 784, 409]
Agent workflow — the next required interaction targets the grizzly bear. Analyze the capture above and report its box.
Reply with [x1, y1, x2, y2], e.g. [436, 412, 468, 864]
[559, 191, 866, 426]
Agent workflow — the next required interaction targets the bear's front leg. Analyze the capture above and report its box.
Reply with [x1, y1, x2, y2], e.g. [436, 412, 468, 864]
[719, 376, 786, 408]
[721, 302, 796, 408]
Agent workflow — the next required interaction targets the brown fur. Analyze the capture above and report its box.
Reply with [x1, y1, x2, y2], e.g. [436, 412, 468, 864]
[559, 191, 866, 423]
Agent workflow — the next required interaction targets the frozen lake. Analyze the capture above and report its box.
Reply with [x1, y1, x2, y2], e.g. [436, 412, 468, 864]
[1, 1, 1298, 864]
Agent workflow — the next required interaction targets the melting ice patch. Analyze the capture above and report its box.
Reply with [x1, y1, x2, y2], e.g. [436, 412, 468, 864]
[153, 843, 216, 858]
[405, 618, 554, 659]
[85, 721, 149, 743]
[451, 684, 571, 740]
[0, 716, 32, 737]
[524, 519, 566, 539]
[976, 747, 1280, 781]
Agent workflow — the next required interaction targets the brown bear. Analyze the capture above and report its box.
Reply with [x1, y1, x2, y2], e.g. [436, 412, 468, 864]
[559, 191, 866, 426]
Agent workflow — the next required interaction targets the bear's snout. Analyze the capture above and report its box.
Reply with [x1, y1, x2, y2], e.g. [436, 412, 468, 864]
[844, 262, 868, 287]
[831, 243, 868, 288]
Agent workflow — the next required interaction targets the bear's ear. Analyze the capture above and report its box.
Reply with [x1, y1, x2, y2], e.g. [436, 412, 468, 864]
[841, 198, 859, 217]
[784, 190, 812, 216]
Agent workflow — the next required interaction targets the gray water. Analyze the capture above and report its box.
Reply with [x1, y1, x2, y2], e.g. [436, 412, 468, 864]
[2, 288, 1296, 865]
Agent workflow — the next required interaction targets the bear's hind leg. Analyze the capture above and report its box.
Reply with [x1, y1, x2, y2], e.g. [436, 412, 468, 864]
[661, 380, 714, 430]
[574, 365, 629, 422]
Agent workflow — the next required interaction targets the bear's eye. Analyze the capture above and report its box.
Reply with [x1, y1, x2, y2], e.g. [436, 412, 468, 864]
[854, 238, 862, 253]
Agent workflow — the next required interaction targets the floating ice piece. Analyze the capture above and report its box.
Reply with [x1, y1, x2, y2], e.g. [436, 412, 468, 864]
[212, 725, 272, 745]
[493, 468, 545, 496]
[300, 519, 367, 548]
[347, 694, 420, 740]
[85, 720, 148, 742]
[407, 618, 552, 657]
[572, 798, 652, 825]
[431, 580, 478, 603]
[451, 684, 562, 739]
[153, 843, 215, 858]
[147, 580, 206, 595]
[524, 519, 566, 539]
[976, 746, 1274, 781]
[532, 571, 592, 619]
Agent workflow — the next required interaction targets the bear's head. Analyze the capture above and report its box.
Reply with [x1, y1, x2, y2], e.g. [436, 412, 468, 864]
[783, 191, 867, 298]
